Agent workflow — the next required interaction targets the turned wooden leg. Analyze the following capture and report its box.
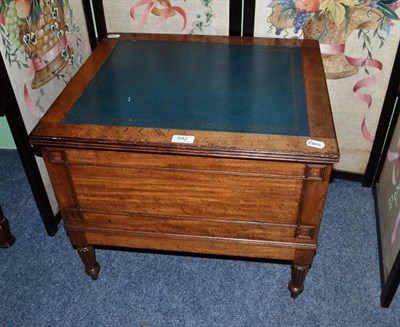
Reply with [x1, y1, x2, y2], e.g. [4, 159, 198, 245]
[77, 245, 100, 280]
[288, 263, 310, 299]
[0, 207, 15, 248]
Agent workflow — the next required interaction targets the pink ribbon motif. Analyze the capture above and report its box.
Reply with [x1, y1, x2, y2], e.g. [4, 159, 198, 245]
[129, 0, 188, 32]
[320, 43, 384, 144]
[31, 36, 68, 72]
[0, 13, 5, 26]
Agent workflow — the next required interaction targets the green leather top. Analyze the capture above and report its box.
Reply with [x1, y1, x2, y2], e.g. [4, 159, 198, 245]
[65, 40, 309, 136]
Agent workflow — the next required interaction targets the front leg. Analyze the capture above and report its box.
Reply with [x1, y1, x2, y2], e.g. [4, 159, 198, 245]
[288, 249, 315, 298]
[77, 245, 100, 280]
[288, 263, 310, 299]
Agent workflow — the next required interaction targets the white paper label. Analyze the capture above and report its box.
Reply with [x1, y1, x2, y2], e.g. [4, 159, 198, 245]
[306, 139, 325, 149]
[107, 34, 120, 38]
[171, 135, 195, 144]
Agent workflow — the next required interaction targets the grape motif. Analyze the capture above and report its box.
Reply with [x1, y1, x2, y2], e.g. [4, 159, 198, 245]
[4, 2, 24, 51]
[293, 9, 310, 34]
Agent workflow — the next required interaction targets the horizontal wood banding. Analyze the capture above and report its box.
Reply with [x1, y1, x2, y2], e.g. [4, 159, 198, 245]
[83, 231, 311, 260]
[64, 210, 312, 242]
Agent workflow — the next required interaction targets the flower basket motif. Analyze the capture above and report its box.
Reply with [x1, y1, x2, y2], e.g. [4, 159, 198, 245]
[20, 0, 72, 88]
[0, 0, 88, 117]
[0, 0, 73, 88]
[302, 5, 383, 78]
[268, 0, 400, 79]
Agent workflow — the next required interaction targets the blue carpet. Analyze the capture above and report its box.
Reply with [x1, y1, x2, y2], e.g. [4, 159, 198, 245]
[0, 149, 399, 327]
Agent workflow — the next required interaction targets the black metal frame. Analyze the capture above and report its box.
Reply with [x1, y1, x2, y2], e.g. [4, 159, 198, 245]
[373, 131, 400, 308]
[81, 0, 99, 50]
[229, 0, 243, 36]
[363, 43, 400, 187]
[0, 55, 60, 236]
[373, 185, 400, 308]
[362, 40, 400, 307]
[243, 0, 256, 36]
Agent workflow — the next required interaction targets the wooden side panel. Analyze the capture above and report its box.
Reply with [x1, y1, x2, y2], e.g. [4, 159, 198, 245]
[70, 165, 303, 223]
[65, 150, 304, 226]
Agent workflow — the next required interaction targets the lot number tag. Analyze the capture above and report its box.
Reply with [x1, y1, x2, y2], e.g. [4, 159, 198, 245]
[306, 139, 325, 149]
[171, 135, 195, 144]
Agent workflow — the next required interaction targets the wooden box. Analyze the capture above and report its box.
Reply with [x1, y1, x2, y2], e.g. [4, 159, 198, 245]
[30, 34, 339, 298]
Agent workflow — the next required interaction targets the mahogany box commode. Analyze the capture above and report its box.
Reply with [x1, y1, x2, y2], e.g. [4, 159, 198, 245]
[30, 34, 339, 298]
